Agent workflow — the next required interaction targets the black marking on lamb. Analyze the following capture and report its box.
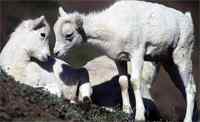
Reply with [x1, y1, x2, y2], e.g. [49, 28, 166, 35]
[30, 56, 55, 72]
[59, 64, 79, 85]
[59, 65, 89, 86]
[117, 52, 130, 61]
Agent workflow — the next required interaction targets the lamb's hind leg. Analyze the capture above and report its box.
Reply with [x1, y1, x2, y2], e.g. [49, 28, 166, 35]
[173, 32, 196, 122]
[115, 60, 133, 114]
[173, 54, 196, 122]
[172, 12, 196, 122]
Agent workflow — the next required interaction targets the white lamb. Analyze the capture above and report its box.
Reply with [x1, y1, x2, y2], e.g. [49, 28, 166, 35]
[0, 16, 92, 103]
[53, 1, 196, 122]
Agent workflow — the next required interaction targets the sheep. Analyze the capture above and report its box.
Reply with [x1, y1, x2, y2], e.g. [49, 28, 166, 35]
[0, 16, 92, 103]
[53, 1, 196, 121]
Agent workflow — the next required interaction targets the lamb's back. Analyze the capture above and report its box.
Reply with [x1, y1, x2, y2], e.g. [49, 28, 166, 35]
[99, 1, 185, 55]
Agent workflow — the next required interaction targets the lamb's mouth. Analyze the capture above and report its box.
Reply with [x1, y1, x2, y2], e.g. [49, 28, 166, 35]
[40, 55, 50, 62]
[31, 55, 50, 63]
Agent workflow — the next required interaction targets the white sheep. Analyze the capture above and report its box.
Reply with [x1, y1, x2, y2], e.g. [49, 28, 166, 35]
[53, 1, 196, 121]
[0, 16, 92, 103]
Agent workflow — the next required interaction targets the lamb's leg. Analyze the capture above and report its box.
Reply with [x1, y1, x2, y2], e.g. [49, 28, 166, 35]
[173, 55, 196, 122]
[130, 48, 145, 121]
[78, 68, 93, 103]
[141, 61, 159, 101]
[172, 13, 196, 122]
[79, 82, 92, 103]
[115, 60, 133, 114]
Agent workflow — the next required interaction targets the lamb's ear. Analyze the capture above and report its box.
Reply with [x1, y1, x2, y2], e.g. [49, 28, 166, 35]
[75, 14, 83, 29]
[75, 14, 87, 42]
[32, 16, 45, 29]
[58, 7, 67, 16]
[35, 16, 45, 24]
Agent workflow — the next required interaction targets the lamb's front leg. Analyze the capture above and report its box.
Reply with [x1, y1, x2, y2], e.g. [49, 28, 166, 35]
[115, 60, 133, 114]
[130, 48, 145, 121]
[78, 68, 93, 103]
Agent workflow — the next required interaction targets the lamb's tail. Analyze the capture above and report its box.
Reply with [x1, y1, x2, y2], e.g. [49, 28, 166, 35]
[184, 12, 194, 34]
[177, 12, 195, 47]
[185, 12, 195, 47]
[173, 11, 195, 58]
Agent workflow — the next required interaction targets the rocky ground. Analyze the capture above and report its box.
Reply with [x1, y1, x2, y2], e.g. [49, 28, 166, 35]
[0, 68, 128, 122]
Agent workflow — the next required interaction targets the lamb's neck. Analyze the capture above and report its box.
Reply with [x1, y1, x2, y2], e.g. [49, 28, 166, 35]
[0, 47, 30, 71]
[83, 12, 111, 41]
[82, 13, 113, 54]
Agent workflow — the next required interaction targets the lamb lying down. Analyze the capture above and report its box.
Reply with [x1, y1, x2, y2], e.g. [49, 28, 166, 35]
[0, 16, 92, 103]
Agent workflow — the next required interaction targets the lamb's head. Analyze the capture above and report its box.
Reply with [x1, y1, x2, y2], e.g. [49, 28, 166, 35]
[53, 7, 85, 58]
[18, 16, 51, 61]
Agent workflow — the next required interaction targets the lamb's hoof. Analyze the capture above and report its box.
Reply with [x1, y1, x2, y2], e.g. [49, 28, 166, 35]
[135, 117, 145, 121]
[83, 97, 92, 105]
[183, 118, 192, 122]
[123, 105, 133, 114]
[135, 112, 145, 122]
[80, 97, 92, 111]
[128, 113, 134, 122]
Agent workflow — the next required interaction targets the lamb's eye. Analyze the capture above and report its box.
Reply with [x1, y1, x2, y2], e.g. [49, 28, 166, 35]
[40, 33, 46, 38]
[65, 32, 74, 41]
[65, 32, 73, 38]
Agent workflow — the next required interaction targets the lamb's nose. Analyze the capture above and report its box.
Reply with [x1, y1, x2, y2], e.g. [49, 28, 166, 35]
[54, 51, 60, 57]
[47, 55, 51, 60]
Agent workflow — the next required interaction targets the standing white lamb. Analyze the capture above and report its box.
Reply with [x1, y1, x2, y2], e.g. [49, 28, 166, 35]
[0, 16, 92, 103]
[53, 1, 196, 121]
